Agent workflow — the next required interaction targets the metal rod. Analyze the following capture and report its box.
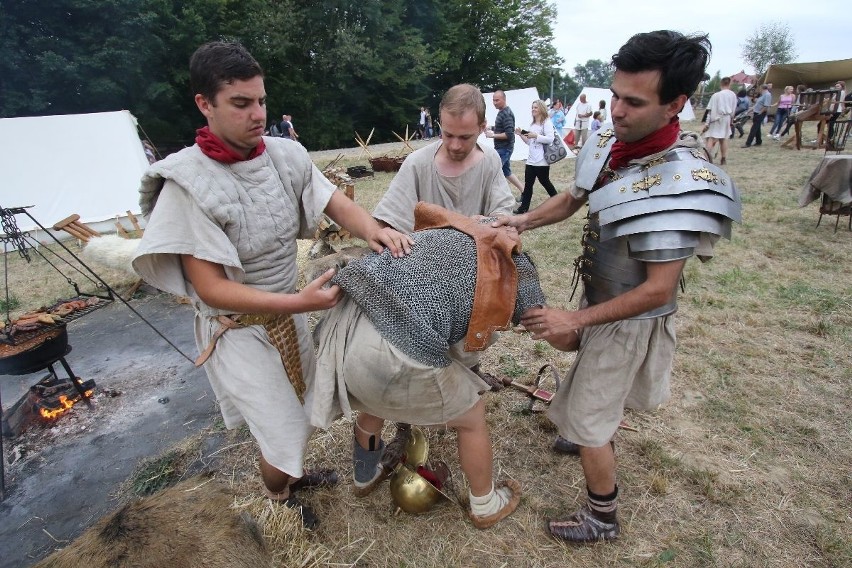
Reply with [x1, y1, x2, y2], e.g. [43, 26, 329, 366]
[11, 210, 194, 365]
[56, 357, 93, 409]
[1, 384, 5, 500]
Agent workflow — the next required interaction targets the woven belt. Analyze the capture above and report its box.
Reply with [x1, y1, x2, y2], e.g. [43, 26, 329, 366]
[195, 313, 305, 402]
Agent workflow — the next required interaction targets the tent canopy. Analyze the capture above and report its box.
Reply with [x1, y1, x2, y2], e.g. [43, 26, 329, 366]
[765, 58, 852, 92]
[0, 111, 149, 233]
[565, 86, 696, 124]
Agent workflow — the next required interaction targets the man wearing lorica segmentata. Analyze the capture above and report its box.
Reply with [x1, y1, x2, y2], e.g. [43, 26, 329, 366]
[493, 30, 741, 543]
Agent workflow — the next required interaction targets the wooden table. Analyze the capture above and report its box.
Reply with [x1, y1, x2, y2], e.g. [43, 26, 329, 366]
[799, 155, 852, 231]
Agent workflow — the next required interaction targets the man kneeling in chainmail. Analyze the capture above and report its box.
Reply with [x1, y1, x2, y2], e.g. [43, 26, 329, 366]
[310, 203, 545, 528]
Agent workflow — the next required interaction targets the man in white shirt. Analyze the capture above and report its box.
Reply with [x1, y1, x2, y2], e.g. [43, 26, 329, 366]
[572, 94, 594, 148]
[701, 77, 737, 165]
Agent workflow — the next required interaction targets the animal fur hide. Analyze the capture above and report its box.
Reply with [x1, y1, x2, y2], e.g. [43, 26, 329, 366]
[81, 234, 140, 278]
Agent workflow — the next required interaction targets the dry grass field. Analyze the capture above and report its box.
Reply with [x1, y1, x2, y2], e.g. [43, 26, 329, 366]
[4, 121, 850, 567]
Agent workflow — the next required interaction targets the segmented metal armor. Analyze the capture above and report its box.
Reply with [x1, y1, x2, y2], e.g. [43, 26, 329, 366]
[572, 128, 741, 319]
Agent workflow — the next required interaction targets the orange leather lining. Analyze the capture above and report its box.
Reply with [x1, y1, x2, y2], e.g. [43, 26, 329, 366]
[413, 202, 520, 351]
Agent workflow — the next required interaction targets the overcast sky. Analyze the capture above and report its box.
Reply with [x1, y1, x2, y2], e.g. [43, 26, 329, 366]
[552, 1, 849, 78]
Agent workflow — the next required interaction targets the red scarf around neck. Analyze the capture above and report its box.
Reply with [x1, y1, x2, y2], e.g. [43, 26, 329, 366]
[608, 118, 680, 171]
[195, 126, 265, 164]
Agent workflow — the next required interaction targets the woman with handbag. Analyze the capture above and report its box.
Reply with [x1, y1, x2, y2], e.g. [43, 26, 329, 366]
[514, 100, 560, 214]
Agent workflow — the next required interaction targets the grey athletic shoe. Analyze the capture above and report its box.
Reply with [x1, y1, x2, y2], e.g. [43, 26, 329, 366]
[353, 438, 390, 497]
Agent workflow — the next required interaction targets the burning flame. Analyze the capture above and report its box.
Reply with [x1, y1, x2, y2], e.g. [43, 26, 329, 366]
[39, 389, 94, 420]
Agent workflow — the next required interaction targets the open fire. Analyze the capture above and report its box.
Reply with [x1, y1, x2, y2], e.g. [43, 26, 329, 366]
[32, 375, 96, 421]
[2, 374, 96, 437]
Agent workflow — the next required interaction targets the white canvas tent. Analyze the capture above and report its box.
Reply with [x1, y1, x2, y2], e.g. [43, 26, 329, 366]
[478, 87, 544, 161]
[564, 86, 696, 126]
[0, 110, 149, 236]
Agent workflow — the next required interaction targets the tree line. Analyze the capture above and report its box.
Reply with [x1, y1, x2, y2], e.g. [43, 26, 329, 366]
[1, 0, 591, 151]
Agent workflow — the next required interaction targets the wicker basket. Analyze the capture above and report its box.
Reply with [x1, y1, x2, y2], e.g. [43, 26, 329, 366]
[369, 156, 406, 172]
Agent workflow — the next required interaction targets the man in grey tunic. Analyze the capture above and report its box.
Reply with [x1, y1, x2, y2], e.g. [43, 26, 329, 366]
[131, 41, 411, 529]
[373, 83, 516, 234]
[494, 31, 741, 542]
[372, 83, 517, 386]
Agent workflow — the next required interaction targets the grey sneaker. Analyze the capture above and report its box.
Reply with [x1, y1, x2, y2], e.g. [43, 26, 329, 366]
[548, 505, 620, 542]
[353, 438, 390, 497]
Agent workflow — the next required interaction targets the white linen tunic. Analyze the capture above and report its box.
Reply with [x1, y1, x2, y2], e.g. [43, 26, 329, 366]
[132, 138, 335, 476]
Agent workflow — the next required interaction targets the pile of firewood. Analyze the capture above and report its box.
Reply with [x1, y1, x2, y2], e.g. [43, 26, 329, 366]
[308, 156, 358, 259]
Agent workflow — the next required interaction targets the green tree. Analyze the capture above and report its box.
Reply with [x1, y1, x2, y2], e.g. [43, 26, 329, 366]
[741, 21, 797, 78]
[551, 71, 580, 106]
[434, 0, 560, 93]
[572, 59, 613, 88]
[0, 0, 565, 150]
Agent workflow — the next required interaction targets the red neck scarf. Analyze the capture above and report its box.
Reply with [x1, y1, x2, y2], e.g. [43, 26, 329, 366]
[195, 126, 265, 164]
[608, 118, 680, 171]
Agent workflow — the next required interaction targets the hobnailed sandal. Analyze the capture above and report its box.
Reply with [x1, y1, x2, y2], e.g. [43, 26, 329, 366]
[552, 435, 580, 455]
[468, 479, 522, 529]
[289, 468, 339, 492]
[281, 495, 320, 530]
[263, 489, 320, 530]
[547, 505, 620, 543]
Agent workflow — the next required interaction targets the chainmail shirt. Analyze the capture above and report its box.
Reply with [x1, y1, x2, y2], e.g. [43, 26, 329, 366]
[331, 228, 545, 367]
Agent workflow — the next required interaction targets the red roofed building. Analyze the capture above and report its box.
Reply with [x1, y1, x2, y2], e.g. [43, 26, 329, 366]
[730, 70, 757, 86]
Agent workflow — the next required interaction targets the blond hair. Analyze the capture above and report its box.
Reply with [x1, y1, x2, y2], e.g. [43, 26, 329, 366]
[440, 84, 486, 124]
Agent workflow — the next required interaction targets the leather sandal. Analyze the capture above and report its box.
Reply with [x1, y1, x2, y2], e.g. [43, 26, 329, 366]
[281, 495, 320, 530]
[468, 479, 522, 529]
[552, 435, 580, 455]
[547, 505, 619, 542]
[263, 489, 320, 530]
[289, 468, 339, 492]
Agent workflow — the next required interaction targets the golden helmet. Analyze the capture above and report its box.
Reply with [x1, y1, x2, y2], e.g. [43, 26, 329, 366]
[388, 427, 451, 514]
[404, 425, 429, 466]
[389, 463, 450, 514]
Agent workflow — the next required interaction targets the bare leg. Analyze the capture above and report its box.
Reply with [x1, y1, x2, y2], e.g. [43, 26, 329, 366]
[704, 137, 717, 159]
[505, 173, 524, 193]
[446, 399, 493, 496]
[355, 413, 385, 449]
[260, 455, 291, 497]
[578, 443, 616, 495]
[718, 137, 729, 162]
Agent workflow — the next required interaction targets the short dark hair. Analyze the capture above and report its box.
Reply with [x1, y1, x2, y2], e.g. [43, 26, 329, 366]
[611, 30, 711, 104]
[189, 41, 264, 102]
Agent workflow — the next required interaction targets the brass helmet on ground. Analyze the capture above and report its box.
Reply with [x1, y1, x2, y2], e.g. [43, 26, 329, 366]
[389, 427, 451, 514]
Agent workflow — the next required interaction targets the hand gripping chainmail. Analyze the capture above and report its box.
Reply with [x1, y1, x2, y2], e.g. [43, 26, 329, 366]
[331, 228, 545, 368]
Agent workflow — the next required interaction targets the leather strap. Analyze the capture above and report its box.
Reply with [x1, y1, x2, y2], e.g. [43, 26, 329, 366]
[194, 315, 242, 367]
[413, 202, 520, 351]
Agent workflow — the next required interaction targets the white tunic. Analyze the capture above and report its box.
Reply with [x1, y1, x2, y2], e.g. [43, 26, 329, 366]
[703, 88, 738, 139]
[372, 142, 515, 233]
[132, 138, 335, 476]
